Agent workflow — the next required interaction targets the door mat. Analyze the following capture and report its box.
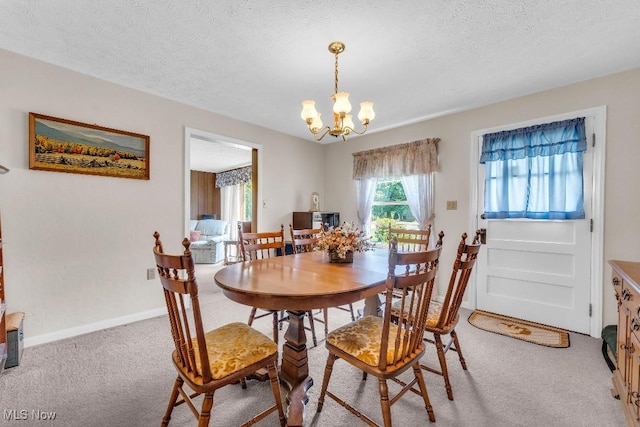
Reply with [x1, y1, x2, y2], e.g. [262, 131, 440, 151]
[468, 310, 570, 348]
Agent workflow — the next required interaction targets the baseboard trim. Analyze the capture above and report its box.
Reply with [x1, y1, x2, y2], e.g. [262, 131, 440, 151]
[23, 307, 166, 348]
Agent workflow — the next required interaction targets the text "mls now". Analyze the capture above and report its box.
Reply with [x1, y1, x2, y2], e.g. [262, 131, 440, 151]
[3, 409, 57, 420]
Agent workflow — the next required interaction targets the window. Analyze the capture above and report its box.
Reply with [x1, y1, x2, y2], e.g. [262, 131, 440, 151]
[480, 117, 586, 219]
[353, 139, 438, 239]
[241, 181, 252, 220]
[370, 179, 416, 243]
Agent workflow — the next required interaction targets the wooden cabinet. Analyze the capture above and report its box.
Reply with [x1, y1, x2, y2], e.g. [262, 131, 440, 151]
[0, 211, 6, 374]
[292, 211, 340, 230]
[610, 260, 640, 426]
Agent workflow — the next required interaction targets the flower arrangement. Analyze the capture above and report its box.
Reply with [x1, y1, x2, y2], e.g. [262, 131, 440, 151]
[317, 222, 374, 259]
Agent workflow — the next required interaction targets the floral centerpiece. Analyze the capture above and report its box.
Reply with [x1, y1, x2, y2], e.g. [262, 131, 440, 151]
[317, 222, 374, 263]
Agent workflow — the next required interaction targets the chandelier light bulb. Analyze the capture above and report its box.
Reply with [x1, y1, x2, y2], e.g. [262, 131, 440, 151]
[358, 101, 376, 122]
[301, 100, 318, 121]
[332, 92, 352, 115]
[342, 114, 355, 131]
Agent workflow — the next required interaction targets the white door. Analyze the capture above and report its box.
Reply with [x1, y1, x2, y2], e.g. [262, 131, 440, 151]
[474, 113, 598, 335]
[476, 219, 591, 333]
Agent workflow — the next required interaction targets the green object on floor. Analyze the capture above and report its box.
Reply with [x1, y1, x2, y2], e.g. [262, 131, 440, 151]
[601, 324, 617, 372]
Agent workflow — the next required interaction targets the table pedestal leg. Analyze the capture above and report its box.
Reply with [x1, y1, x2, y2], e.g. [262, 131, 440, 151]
[363, 294, 382, 317]
[279, 310, 313, 427]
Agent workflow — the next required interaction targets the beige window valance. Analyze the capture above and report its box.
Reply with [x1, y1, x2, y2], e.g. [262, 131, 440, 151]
[352, 138, 440, 180]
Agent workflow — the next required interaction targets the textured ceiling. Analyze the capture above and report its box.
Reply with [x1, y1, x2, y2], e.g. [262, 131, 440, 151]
[1, 1, 640, 144]
[190, 137, 251, 173]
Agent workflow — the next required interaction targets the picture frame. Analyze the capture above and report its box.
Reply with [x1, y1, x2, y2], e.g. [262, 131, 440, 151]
[29, 113, 150, 180]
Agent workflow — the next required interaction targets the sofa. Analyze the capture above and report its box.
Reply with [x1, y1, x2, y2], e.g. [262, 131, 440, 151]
[188, 219, 230, 264]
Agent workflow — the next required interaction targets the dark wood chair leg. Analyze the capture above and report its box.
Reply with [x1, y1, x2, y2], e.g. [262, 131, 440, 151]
[248, 307, 257, 326]
[434, 334, 453, 400]
[378, 378, 392, 427]
[323, 308, 329, 336]
[271, 312, 279, 345]
[451, 329, 467, 369]
[162, 376, 183, 426]
[267, 363, 287, 426]
[413, 363, 436, 422]
[306, 310, 318, 346]
[197, 392, 214, 427]
[317, 353, 337, 413]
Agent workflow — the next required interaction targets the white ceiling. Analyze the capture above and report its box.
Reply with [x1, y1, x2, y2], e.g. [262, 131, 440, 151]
[190, 137, 252, 173]
[1, 1, 640, 145]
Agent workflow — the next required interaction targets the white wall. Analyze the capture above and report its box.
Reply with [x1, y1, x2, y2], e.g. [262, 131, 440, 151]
[324, 67, 640, 328]
[3, 44, 638, 344]
[0, 49, 324, 344]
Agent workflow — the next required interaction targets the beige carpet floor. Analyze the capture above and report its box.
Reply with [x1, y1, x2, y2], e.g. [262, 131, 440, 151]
[0, 262, 626, 426]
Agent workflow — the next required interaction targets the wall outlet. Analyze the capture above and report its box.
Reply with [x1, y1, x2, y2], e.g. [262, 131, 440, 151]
[146, 268, 156, 280]
[446, 200, 458, 210]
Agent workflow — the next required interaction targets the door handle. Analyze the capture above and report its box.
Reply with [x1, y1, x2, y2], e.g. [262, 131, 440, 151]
[479, 228, 487, 244]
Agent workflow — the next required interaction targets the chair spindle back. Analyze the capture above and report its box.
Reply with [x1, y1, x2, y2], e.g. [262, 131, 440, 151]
[289, 225, 322, 254]
[152, 232, 211, 383]
[437, 230, 482, 329]
[389, 224, 432, 252]
[379, 236, 442, 371]
[238, 224, 285, 260]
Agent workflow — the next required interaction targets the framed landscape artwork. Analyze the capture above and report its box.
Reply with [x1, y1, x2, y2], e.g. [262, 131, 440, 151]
[28, 113, 150, 180]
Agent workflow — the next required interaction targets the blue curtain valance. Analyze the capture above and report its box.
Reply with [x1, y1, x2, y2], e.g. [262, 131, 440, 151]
[479, 117, 586, 164]
[215, 166, 252, 188]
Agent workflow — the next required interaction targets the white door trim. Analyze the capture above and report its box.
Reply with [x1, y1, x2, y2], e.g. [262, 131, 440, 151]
[468, 106, 607, 338]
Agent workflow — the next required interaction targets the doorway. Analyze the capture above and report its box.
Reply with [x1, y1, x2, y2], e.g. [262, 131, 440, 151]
[468, 106, 606, 337]
[183, 127, 262, 239]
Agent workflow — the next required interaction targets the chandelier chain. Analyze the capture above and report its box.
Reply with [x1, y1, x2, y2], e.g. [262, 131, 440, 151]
[334, 51, 339, 95]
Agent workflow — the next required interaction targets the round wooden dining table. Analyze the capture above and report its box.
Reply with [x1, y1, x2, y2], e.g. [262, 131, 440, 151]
[214, 249, 389, 427]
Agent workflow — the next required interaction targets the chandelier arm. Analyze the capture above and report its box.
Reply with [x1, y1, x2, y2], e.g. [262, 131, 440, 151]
[342, 123, 369, 136]
[312, 126, 333, 142]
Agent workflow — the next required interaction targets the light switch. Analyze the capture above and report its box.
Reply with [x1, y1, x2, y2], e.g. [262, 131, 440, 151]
[446, 200, 457, 210]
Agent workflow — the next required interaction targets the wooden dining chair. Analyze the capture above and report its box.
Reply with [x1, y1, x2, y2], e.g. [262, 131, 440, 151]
[289, 225, 356, 344]
[288, 225, 323, 346]
[317, 236, 443, 426]
[389, 224, 432, 252]
[238, 224, 287, 344]
[420, 230, 482, 401]
[152, 232, 285, 427]
[388, 224, 433, 301]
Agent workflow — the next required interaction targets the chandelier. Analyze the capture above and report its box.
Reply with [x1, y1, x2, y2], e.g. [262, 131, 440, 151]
[300, 41, 375, 142]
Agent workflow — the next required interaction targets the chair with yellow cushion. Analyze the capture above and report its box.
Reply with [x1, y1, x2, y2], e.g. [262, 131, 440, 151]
[316, 236, 443, 426]
[152, 232, 285, 427]
[419, 230, 481, 401]
[238, 224, 287, 344]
